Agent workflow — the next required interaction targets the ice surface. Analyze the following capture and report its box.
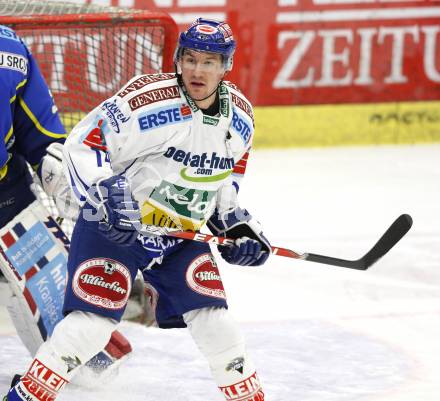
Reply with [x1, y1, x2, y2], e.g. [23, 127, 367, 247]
[1, 144, 439, 400]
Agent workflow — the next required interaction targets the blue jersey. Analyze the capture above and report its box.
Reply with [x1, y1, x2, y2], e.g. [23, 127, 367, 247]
[0, 25, 66, 178]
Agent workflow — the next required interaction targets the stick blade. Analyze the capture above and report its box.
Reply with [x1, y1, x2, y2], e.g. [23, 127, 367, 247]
[305, 214, 412, 270]
[357, 213, 413, 270]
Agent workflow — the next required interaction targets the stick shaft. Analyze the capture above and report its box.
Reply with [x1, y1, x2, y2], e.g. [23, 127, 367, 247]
[160, 214, 412, 270]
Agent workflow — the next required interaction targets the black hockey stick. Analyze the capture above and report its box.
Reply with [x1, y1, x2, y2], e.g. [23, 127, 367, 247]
[148, 214, 412, 270]
[303, 214, 413, 270]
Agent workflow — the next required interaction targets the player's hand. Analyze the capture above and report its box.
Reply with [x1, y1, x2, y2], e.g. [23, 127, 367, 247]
[93, 175, 141, 246]
[219, 236, 270, 266]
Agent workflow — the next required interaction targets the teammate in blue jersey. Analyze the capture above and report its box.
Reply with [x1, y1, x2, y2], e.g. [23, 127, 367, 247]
[5, 18, 270, 401]
[0, 24, 67, 228]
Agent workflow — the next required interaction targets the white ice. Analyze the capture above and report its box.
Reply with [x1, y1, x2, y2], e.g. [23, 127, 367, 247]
[1, 144, 440, 401]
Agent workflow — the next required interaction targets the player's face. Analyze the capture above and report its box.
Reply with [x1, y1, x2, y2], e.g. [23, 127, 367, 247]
[180, 50, 225, 105]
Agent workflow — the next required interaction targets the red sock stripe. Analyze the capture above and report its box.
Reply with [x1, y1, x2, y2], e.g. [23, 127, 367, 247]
[109, 330, 132, 355]
[104, 342, 125, 360]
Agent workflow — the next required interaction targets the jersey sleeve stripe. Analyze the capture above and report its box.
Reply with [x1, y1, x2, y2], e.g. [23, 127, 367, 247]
[4, 125, 13, 143]
[232, 151, 249, 175]
[68, 170, 86, 203]
[65, 153, 89, 202]
[9, 79, 27, 104]
[18, 97, 67, 139]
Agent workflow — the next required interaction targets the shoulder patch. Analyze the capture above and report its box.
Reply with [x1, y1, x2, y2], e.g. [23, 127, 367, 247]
[128, 85, 181, 111]
[231, 107, 253, 145]
[100, 98, 130, 134]
[117, 73, 176, 98]
[231, 92, 254, 123]
[83, 119, 107, 151]
[0, 51, 28, 74]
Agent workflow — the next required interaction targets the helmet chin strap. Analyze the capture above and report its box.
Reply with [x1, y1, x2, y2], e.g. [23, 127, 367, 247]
[190, 84, 220, 102]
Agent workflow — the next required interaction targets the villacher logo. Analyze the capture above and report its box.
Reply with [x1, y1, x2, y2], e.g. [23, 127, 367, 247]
[185, 253, 226, 299]
[72, 258, 131, 310]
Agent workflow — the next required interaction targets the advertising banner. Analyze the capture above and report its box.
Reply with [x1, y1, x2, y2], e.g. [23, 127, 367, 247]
[38, 0, 440, 145]
[134, 0, 440, 106]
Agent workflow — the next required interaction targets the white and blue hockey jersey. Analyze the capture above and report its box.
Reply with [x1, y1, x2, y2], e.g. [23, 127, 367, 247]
[63, 74, 255, 232]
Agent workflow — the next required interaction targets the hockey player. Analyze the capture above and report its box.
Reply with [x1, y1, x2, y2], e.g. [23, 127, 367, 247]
[0, 24, 131, 390]
[0, 23, 69, 311]
[0, 24, 67, 230]
[5, 18, 270, 401]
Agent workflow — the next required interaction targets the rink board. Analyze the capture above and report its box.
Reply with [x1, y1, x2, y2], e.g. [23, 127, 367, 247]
[59, 101, 440, 148]
[253, 100, 440, 148]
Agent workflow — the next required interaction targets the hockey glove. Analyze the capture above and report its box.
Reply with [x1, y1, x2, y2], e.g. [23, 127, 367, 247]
[37, 142, 80, 220]
[90, 175, 141, 246]
[207, 207, 271, 266]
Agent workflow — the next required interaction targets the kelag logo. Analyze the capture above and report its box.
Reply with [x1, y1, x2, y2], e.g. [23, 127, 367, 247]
[163, 146, 234, 183]
[150, 180, 216, 220]
[138, 103, 192, 132]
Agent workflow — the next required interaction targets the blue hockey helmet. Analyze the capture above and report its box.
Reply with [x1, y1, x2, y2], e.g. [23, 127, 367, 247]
[174, 18, 236, 71]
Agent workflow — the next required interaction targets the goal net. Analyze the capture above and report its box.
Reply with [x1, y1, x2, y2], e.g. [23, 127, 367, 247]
[0, 0, 178, 236]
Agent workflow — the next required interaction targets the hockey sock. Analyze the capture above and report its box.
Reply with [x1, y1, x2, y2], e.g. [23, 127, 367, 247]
[11, 310, 117, 401]
[184, 307, 264, 401]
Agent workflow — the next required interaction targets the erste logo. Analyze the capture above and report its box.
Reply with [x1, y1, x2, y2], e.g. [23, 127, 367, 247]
[138, 103, 192, 132]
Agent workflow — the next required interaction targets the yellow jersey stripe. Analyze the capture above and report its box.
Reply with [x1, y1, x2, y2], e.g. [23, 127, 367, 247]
[9, 79, 27, 104]
[18, 97, 67, 139]
[0, 163, 8, 180]
[4, 125, 13, 144]
[0, 153, 12, 180]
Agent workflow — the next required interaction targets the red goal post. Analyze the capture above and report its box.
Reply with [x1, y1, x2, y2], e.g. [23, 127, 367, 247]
[0, 2, 178, 132]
